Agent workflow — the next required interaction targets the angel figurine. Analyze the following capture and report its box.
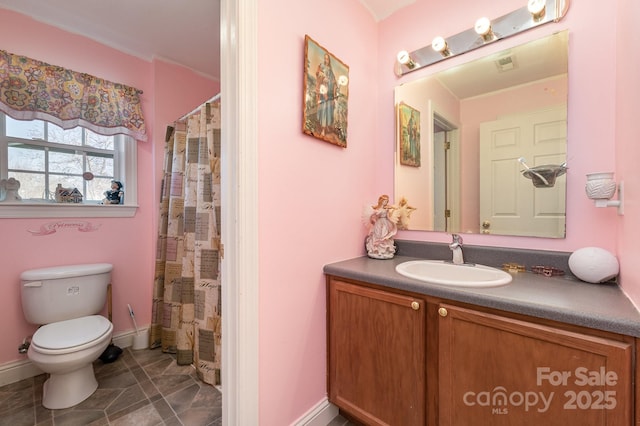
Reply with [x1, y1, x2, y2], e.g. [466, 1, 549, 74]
[394, 197, 416, 230]
[364, 195, 401, 259]
[0, 178, 22, 202]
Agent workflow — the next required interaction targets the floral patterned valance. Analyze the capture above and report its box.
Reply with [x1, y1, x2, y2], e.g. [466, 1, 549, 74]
[0, 50, 146, 141]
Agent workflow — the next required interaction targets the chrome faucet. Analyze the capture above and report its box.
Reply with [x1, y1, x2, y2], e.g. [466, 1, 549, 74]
[449, 234, 464, 265]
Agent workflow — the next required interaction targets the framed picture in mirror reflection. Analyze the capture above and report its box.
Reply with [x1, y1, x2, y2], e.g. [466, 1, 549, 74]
[397, 102, 421, 167]
[302, 35, 349, 148]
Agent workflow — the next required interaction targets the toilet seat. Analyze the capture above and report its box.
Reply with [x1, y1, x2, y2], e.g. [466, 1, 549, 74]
[31, 315, 112, 355]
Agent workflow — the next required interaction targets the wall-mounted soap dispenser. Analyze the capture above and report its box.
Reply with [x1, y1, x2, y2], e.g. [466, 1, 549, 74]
[585, 172, 624, 215]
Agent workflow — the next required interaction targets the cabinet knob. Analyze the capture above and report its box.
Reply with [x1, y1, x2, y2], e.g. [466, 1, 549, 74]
[438, 307, 448, 317]
[411, 301, 420, 311]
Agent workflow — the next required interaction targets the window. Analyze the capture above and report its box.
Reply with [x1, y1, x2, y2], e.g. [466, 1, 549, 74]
[0, 113, 137, 218]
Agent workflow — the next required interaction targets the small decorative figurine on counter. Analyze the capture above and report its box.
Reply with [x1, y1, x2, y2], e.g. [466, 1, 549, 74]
[363, 194, 416, 259]
[102, 180, 124, 205]
[364, 195, 398, 259]
[0, 178, 22, 202]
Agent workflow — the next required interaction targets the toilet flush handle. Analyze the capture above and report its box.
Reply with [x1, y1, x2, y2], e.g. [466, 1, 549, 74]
[23, 281, 42, 287]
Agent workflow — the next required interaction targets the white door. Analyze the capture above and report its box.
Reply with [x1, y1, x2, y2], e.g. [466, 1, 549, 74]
[479, 107, 566, 238]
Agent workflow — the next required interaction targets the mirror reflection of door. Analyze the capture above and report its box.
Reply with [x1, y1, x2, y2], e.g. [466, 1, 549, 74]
[479, 106, 567, 238]
[394, 31, 568, 238]
[433, 114, 458, 233]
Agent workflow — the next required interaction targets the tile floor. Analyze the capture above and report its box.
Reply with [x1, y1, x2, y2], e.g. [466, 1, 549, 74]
[326, 415, 356, 426]
[0, 348, 360, 426]
[0, 346, 221, 426]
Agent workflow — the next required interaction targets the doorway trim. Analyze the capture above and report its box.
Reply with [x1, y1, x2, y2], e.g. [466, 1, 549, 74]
[431, 106, 461, 234]
[221, 0, 259, 424]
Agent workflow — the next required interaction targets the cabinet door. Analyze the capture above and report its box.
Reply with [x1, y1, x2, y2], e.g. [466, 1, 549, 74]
[438, 304, 632, 425]
[328, 279, 426, 425]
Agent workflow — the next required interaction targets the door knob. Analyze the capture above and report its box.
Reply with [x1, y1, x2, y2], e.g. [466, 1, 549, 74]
[438, 307, 448, 317]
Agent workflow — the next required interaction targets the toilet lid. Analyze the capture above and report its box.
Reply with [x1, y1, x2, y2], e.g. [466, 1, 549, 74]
[32, 315, 112, 350]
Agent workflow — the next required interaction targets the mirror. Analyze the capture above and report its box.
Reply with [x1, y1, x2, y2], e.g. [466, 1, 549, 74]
[394, 31, 568, 238]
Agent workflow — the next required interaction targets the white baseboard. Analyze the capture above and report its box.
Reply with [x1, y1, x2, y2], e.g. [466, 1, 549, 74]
[0, 359, 43, 387]
[112, 327, 145, 349]
[0, 327, 145, 387]
[293, 397, 338, 426]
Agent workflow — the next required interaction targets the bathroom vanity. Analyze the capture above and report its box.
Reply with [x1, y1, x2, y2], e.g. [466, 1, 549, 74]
[324, 245, 640, 425]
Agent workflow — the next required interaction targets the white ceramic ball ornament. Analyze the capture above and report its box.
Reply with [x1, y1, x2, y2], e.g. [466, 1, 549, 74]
[568, 247, 619, 284]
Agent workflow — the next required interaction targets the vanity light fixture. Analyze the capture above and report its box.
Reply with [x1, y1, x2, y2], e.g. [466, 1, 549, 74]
[431, 36, 452, 57]
[527, 0, 546, 21]
[474, 17, 496, 42]
[396, 50, 416, 69]
[394, 0, 570, 76]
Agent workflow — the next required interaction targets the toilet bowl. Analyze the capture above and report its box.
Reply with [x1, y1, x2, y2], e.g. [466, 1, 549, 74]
[28, 315, 113, 409]
[20, 263, 114, 409]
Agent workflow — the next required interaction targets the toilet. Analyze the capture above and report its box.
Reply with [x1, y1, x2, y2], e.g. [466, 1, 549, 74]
[20, 263, 114, 409]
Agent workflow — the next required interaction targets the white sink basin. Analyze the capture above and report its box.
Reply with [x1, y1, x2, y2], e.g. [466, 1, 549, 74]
[395, 260, 512, 288]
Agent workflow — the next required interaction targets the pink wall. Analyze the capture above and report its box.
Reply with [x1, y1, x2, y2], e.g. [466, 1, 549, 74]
[256, 0, 378, 423]
[0, 9, 218, 367]
[615, 0, 640, 305]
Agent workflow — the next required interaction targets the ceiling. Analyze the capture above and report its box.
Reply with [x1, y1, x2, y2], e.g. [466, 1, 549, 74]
[435, 30, 569, 99]
[358, 0, 415, 21]
[0, 0, 221, 78]
[0, 0, 408, 79]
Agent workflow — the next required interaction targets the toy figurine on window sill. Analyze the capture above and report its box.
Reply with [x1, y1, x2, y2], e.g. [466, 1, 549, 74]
[102, 180, 124, 205]
[0, 178, 22, 202]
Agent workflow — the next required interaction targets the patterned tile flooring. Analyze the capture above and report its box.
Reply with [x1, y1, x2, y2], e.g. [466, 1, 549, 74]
[0, 347, 222, 426]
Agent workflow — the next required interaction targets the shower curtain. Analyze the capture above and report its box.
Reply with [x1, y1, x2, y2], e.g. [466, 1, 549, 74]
[150, 96, 222, 386]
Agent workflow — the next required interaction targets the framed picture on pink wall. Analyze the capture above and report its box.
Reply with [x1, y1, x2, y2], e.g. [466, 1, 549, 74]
[302, 35, 349, 148]
[397, 102, 421, 167]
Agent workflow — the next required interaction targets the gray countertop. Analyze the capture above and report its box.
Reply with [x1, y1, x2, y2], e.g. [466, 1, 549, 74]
[324, 255, 640, 337]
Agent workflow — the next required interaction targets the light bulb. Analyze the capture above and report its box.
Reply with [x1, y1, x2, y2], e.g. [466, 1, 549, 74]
[431, 36, 451, 57]
[474, 17, 495, 42]
[527, 0, 546, 20]
[396, 50, 416, 69]
[431, 36, 446, 52]
[397, 50, 410, 65]
[474, 17, 492, 36]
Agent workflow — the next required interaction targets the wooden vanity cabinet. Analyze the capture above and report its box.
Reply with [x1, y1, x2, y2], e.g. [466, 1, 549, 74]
[327, 278, 427, 425]
[327, 276, 636, 425]
[437, 303, 633, 426]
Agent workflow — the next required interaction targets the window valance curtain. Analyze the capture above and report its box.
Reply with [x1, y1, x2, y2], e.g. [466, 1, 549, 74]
[0, 49, 147, 141]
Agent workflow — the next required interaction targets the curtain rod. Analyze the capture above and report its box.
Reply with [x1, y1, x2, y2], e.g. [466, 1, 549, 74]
[179, 93, 221, 121]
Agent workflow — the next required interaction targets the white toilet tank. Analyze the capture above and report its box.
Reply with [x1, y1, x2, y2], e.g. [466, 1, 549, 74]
[21, 263, 113, 325]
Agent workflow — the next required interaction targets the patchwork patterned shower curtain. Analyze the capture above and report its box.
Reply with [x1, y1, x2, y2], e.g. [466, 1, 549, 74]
[150, 97, 222, 386]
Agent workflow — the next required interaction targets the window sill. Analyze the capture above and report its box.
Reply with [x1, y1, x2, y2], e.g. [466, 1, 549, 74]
[0, 202, 138, 218]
